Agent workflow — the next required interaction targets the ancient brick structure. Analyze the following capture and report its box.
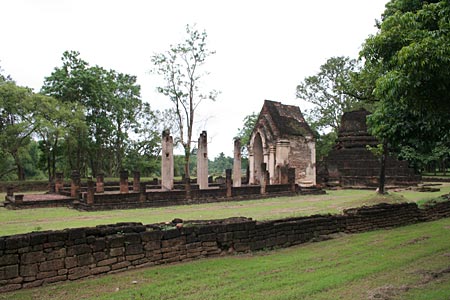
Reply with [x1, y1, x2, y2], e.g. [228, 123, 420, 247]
[161, 130, 174, 191]
[322, 109, 421, 187]
[249, 100, 316, 186]
[1, 200, 449, 292]
[197, 131, 208, 189]
[233, 138, 242, 187]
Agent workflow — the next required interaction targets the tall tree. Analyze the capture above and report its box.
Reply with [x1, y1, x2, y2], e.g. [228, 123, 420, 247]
[151, 24, 219, 189]
[235, 112, 258, 157]
[42, 51, 142, 176]
[296, 56, 362, 133]
[359, 0, 450, 193]
[0, 80, 36, 180]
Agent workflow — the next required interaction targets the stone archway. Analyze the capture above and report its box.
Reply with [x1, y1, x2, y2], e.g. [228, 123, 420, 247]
[253, 133, 263, 184]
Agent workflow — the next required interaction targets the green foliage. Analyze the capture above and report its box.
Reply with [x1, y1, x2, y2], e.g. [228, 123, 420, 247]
[42, 51, 145, 177]
[209, 152, 233, 176]
[361, 0, 450, 149]
[235, 112, 258, 157]
[296, 56, 363, 133]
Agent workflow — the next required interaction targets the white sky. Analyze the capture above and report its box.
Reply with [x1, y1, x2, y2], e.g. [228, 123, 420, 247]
[1, 0, 388, 157]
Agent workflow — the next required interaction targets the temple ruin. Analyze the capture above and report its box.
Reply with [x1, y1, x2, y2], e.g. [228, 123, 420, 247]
[319, 109, 421, 188]
[248, 100, 316, 186]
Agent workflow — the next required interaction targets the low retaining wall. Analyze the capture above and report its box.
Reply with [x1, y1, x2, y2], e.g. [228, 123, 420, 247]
[1, 200, 450, 292]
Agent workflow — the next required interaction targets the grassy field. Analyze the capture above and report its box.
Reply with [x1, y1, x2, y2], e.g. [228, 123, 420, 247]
[1, 182, 449, 237]
[1, 217, 449, 300]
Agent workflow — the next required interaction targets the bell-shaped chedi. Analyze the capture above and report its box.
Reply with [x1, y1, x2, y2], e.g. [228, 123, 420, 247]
[321, 109, 421, 188]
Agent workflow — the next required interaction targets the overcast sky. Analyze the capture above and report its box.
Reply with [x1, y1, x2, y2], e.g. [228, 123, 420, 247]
[1, 0, 388, 157]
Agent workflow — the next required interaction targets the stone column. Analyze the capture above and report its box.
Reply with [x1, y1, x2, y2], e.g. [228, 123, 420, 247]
[96, 173, 104, 193]
[288, 168, 296, 193]
[70, 170, 81, 199]
[248, 150, 255, 185]
[306, 138, 317, 186]
[161, 129, 174, 191]
[260, 163, 267, 194]
[268, 146, 276, 184]
[120, 170, 129, 194]
[226, 169, 232, 198]
[197, 131, 208, 189]
[55, 172, 64, 193]
[276, 139, 290, 183]
[6, 186, 14, 198]
[86, 180, 95, 205]
[139, 182, 147, 202]
[133, 171, 140, 192]
[233, 138, 242, 187]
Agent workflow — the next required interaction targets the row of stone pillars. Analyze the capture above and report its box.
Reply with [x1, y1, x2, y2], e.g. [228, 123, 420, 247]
[161, 130, 244, 190]
[57, 170, 144, 199]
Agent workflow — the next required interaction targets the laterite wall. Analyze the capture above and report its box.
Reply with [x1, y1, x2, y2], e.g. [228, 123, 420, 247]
[1, 200, 450, 292]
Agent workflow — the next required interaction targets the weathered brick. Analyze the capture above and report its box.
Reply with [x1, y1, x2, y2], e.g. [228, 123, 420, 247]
[109, 247, 124, 257]
[0, 264, 18, 280]
[22, 280, 43, 289]
[93, 251, 107, 261]
[0, 254, 18, 266]
[107, 235, 125, 248]
[124, 233, 141, 245]
[77, 253, 94, 267]
[39, 259, 64, 272]
[92, 239, 106, 252]
[46, 248, 66, 260]
[67, 228, 86, 241]
[90, 266, 110, 275]
[44, 275, 67, 284]
[68, 266, 90, 280]
[29, 232, 49, 245]
[97, 258, 117, 267]
[144, 241, 160, 251]
[36, 270, 57, 280]
[125, 244, 143, 256]
[5, 235, 29, 250]
[21, 251, 45, 265]
[126, 254, 145, 261]
[47, 231, 67, 243]
[67, 244, 91, 256]
[65, 256, 77, 269]
[111, 261, 131, 270]
[20, 263, 38, 277]
[0, 283, 21, 292]
[140, 230, 162, 242]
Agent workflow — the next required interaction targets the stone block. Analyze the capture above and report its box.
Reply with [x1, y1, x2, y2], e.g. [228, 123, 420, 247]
[68, 266, 90, 280]
[67, 228, 86, 241]
[65, 257, 78, 269]
[107, 235, 125, 248]
[125, 244, 144, 255]
[111, 261, 131, 270]
[29, 232, 49, 246]
[22, 280, 44, 289]
[77, 253, 94, 266]
[97, 258, 117, 267]
[5, 235, 29, 250]
[0, 283, 21, 293]
[39, 259, 64, 272]
[67, 244, 91, 256]
[36, 270, 57, 280]
[46, 248, 66, 260]
[124, 233, 141, 245]
[0, 264, 19, 280]
[48, 231, 67, 243]
[90, 266, 110, 275]
[126, 254, 145, 261]
[0, 254, 18, 266]
[20, 263, 38, 277]
[144, 241, 160, 251]
[93, 251, 107, 261]
[140, 230, 163, 242]
[92, 239, 106, 252]
[109, 247, 124, 257]
[44, 275, 67, 284]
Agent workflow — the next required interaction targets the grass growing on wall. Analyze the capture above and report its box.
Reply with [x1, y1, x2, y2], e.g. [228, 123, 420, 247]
[0, 183, 449, 237]
[2, 218, 449, 300]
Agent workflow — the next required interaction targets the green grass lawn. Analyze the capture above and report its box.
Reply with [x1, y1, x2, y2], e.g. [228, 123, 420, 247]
[1, 182, 449, 237]
[2, 217, 449, 300]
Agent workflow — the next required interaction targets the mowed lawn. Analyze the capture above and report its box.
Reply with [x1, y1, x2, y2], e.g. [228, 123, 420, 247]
[0, 182, 449, 236]
[1, 217, 450, 300]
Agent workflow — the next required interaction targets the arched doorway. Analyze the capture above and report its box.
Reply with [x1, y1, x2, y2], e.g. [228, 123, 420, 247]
[253, 133, 263, 184]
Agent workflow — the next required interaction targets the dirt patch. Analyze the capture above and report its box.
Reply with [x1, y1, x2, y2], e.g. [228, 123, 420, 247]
[400, 236, 431, 246]
[367, 266, 450, 299]
[367, 284, 409, 300]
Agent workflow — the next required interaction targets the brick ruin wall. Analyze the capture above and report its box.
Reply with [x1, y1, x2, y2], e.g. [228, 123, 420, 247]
[288, 136, 314, 183]
[1, 200, 450, 292]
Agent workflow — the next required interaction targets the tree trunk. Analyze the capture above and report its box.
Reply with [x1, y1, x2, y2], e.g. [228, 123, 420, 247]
[12, 150, 25, 181]
[378, 142, 387, 194]
[184, 150, 191, 199]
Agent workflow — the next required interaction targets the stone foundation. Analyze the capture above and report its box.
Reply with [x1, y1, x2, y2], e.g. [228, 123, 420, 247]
[1, 200, 450, 292]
